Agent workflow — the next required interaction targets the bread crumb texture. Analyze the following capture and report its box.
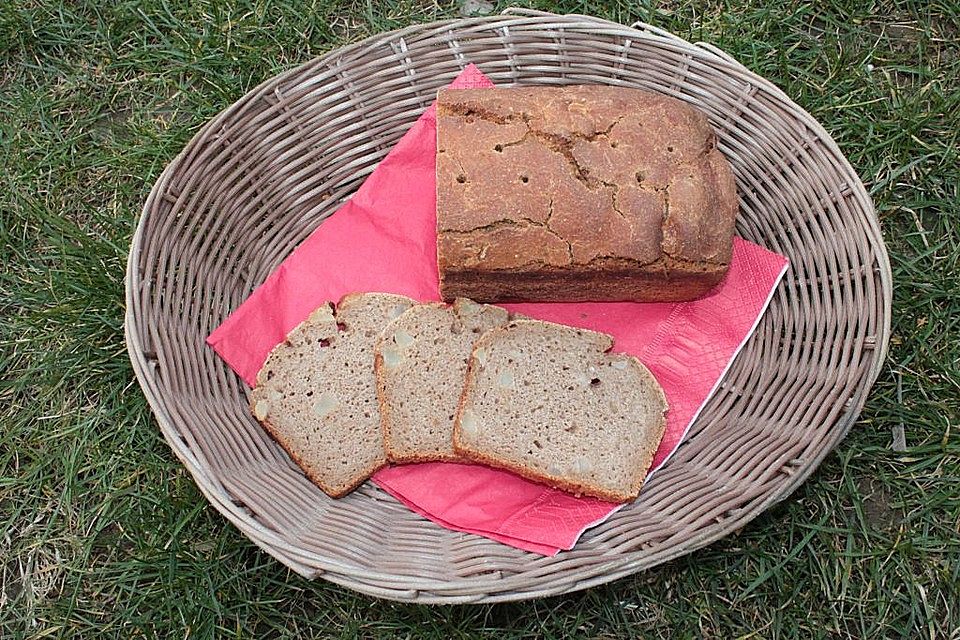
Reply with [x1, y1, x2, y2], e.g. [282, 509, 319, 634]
[375, 298, 511, 463]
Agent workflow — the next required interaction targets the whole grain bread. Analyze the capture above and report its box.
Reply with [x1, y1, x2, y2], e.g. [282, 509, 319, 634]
[249, 292, 415, 497]
[452, 319, 668, 502]
[436, 85, 738, 302]
[375, 298, 511, 463]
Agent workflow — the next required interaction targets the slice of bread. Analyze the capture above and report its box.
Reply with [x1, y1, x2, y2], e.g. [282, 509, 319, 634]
[375, 298, 511, 463]
[249, 292, 415, 497]
[453, 319, 668, 502]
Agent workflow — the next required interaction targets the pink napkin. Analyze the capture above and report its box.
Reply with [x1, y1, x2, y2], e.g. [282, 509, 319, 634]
[207, 64, 789, 555]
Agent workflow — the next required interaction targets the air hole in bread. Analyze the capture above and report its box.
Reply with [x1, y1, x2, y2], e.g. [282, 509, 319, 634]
[494, 144, 503, 152]
[456, 175, 466, 183]
[590, 378, 601, 386]
[317, 338, 330, 346]
[610, 140, 618, 148]
[519, 175, 529, 183]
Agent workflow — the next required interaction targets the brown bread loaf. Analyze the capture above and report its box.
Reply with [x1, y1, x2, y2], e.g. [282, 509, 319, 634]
[436, 85, 738, 302]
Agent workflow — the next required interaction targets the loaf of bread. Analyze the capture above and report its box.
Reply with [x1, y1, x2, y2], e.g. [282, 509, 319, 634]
[436, 85, 738, 302]
[249, 293, 415, 497]
[374, 298, 511, 463]
[452, 319, 668, 502]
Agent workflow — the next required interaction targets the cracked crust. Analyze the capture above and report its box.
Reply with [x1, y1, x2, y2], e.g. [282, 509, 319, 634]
[436, 86, 738, 302]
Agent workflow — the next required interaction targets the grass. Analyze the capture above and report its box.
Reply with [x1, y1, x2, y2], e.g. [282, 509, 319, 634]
[1, 0, 958, 637]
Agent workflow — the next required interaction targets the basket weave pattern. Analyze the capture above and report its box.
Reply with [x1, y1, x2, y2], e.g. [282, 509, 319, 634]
[125, 10, 891, 603]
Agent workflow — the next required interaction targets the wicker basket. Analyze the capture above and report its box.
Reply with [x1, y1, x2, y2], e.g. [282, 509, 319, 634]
[125, 9, 891, 603]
